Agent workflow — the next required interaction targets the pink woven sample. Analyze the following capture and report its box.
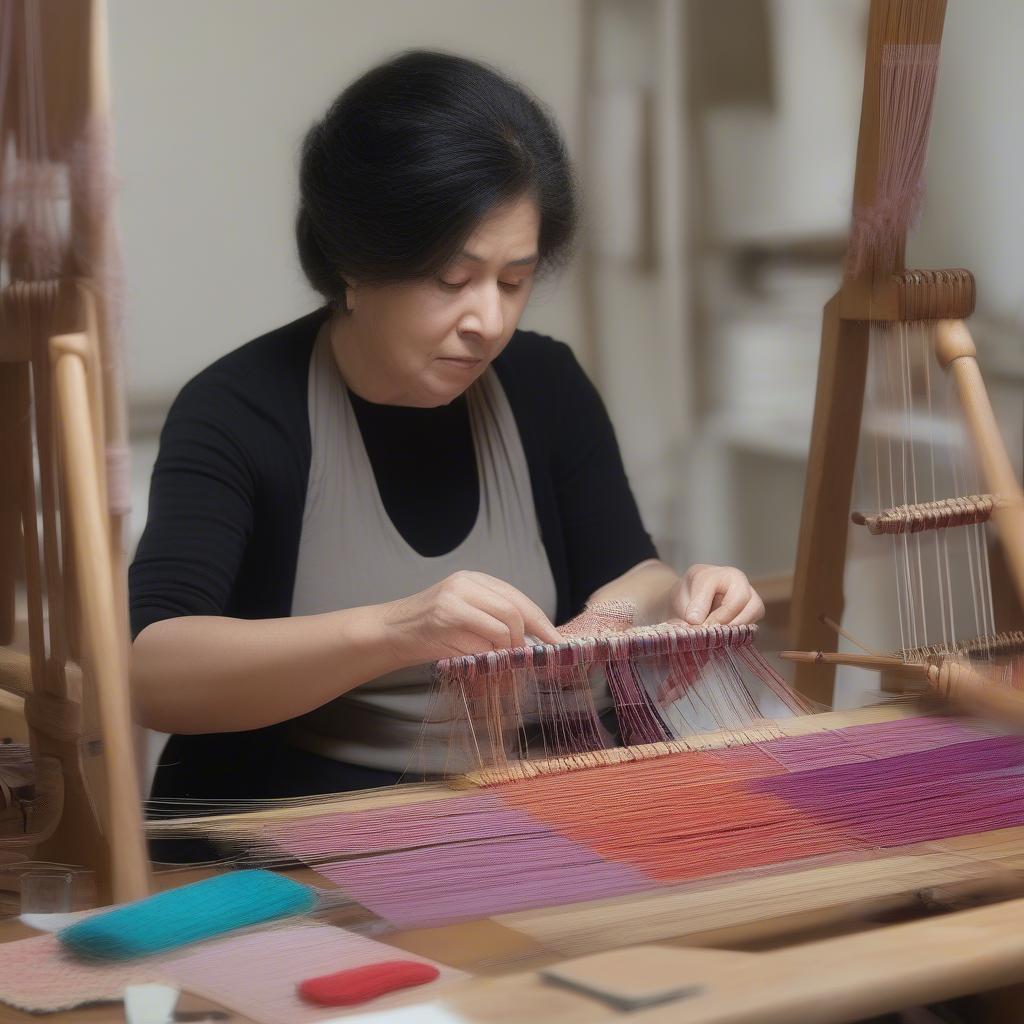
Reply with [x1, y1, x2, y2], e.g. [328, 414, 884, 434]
[166, 923, 464, 1024]
[560, 600, 638, 636]
[0, 932, 165, 1011]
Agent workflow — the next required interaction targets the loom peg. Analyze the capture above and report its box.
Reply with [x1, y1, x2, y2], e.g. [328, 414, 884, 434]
[852, 494, 995, 535]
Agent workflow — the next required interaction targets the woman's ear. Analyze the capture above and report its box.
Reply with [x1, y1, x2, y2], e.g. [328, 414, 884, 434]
[340, 280, 354, 314]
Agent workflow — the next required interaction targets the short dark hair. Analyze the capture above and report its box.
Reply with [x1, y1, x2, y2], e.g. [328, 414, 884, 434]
[296, 50, 577, 304]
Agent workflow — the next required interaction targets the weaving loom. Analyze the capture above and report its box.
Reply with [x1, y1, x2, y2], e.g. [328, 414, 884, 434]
[8, 1, 1024, 1022]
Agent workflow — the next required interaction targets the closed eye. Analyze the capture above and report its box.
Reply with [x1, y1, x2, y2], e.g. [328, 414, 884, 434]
[437, 277, 529, 293]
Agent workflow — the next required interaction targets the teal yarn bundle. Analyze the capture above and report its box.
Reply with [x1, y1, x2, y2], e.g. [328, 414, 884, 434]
[58, 870, 317, 960]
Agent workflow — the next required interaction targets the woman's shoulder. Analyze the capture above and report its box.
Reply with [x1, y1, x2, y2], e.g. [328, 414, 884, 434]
[499, 327, 575, 363]
[159, 308, 327, 471]
[176, 307, 327, 409]
[496, 328, 597, 407]
[495, 328, 588, 391]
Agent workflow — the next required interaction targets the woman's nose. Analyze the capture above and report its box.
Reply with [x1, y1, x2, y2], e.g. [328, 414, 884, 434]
[462, 284, 504, 343]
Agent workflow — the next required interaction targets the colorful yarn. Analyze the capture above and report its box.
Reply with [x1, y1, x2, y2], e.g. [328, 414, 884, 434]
[270, 716, 1024, 929]
[58, 870, 315, 960]
[298, 961, 440, 1006]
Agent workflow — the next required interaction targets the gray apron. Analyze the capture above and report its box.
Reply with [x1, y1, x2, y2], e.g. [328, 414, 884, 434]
[289, 327, 559, 775]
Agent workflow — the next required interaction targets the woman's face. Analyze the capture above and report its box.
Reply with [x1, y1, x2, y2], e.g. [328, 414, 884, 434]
[335, 195, 540, 407]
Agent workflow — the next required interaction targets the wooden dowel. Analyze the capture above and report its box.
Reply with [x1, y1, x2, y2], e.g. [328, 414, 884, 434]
[51, 332, 149, 902]
[783, 649, 1024, 734]
[935, 319, 1024, 617]
[779, 650, 916, 673]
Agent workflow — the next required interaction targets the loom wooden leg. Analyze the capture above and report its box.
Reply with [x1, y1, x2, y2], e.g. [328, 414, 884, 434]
[789, 296, 870, 706]
[50, 333, 150, 903]
[935, 320, 1024, 620]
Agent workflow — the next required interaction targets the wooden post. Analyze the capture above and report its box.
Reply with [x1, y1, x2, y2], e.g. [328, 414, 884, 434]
[789, 299, 870, 706]
[789, 0, 949, 705]
[935, 319, 1024, 616]
[50, 333, 149, 903]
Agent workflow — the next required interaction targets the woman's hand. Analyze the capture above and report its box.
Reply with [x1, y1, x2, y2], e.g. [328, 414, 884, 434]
[381, 570, 562, 666]
[670, 564, 765, 626]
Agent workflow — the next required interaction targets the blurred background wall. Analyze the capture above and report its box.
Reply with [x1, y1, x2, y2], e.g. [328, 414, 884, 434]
[109, 0, 1024, 721]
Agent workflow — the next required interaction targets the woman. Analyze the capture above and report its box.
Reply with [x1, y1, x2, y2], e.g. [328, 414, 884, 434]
[130, 51, 764, 803]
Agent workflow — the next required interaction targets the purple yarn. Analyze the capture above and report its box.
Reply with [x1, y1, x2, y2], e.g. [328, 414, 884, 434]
[319, 834, 651, 928]
[755, 735, 1024, 846]
[756, 716, 989, 772]
[262, 794, 545, 860]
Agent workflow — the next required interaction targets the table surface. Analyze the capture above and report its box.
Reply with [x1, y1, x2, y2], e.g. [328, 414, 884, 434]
[0, 864, 548, 1024]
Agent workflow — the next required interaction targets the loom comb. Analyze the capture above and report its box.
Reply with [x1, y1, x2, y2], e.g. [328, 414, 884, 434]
[433, 618, 810, 784]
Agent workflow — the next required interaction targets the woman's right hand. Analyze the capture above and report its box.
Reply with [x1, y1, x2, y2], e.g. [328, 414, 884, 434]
[380, 570, 562, 666]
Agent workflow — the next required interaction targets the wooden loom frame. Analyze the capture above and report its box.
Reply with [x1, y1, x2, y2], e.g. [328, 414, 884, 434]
[788, 0, 1024, 707]
[0, 0, 149, 904]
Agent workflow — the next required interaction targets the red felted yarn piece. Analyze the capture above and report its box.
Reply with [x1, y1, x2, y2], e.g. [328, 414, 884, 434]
[297, 960, 440, 1006]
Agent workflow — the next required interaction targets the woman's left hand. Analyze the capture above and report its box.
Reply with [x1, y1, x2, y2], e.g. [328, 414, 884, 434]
[670, 564, 765, 626]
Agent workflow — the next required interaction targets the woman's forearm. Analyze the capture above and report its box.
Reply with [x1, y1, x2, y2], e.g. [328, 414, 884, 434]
[131, 605, 402, 735]
[132, 569, 564, 735]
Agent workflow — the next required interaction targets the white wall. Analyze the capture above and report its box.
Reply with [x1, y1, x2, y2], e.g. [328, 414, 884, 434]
[108, 0, 586, 409]
[910, 0, 1024, 323]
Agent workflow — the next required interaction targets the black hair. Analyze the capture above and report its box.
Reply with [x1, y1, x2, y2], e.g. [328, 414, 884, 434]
[296, 50, 577, 305]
